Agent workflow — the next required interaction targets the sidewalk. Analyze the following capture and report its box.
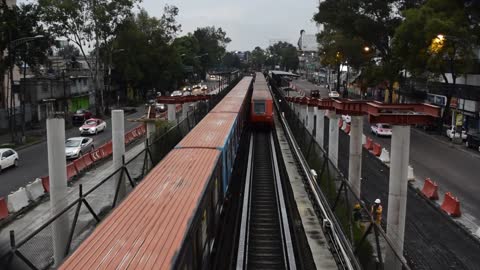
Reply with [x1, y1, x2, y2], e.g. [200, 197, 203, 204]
[0, 141, 146, 269]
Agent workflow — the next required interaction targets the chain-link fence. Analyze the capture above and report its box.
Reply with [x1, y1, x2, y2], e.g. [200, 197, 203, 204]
[273, 84, 410, 270]
[1, 77, 242, 270]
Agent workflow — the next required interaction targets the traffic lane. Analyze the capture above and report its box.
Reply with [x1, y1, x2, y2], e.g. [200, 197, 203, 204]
[362, 119, 480, 222]
[291, 80, 330, 97]
[0, 108, 145, 198]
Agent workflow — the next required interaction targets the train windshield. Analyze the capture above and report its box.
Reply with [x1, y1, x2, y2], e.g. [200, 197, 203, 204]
[254, 102, 266, 114]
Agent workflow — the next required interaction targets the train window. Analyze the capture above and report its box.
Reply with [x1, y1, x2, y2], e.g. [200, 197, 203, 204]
[201, 210, 207, 249]
[254, 102, 266, 114]
[213, 178, 219, 210]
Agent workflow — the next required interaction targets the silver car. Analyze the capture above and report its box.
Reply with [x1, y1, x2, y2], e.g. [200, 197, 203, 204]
[65, 137, 94, 159]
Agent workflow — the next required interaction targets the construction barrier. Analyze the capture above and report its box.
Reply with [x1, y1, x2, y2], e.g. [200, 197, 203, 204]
[441, 192, 461, 217]
[41, 176, 50, 193]
[421, 178, 439, 200]
[83, 153, 94, 168]
[66, 163, 78, 182]
[364, 137, 373, 150]
[371, 143, 382, 156]
[344, 124, 351, 134]
[0, 197, 8, 220]
[362, 134, 366, 145]
[408, 165, 415, 181]
[74, 156, 87, 173]
[379, 148, 390, 163]
[7, 187, 30, 213]
[90, 148, 104, 162]
[25, 178, 45, 202]
[338, 119, 344, 129]
[102, 142, 112, 157]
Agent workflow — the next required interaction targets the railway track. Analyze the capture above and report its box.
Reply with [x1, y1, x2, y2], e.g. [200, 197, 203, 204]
[236, 131, 296, 270]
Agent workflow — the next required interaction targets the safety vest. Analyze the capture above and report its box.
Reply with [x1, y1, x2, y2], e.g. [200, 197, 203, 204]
[371, 204, 383, 224]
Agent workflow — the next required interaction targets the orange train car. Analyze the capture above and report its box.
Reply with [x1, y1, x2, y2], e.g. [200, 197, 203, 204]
[250, 72, 274, 127]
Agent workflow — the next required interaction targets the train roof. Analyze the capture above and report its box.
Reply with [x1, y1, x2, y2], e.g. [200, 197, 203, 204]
[177, 113, 237, 149]
[211, 97, 246, 113]
[252, 89, 272, 101]
[60, 148, 221, 270]
[225, 76, 252, 98]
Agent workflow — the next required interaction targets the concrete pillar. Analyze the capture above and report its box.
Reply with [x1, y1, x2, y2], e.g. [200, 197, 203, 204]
[167, 104, 176, 121]
[112, 110, 126, 204]
[182, 102, 190, 120]
[385, 125, 411, 270]
[301, 105, 307, 128]
[316, 108, 325, 149]
[146, 122, 156, 142]
[47, 117, 69, 266]
[348, 116, 363, 199]
[328, 111, 339, 167]
[307, 106, 314, 134]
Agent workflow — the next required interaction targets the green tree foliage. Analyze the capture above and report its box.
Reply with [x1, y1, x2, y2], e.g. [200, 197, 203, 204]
[250, 46, 266, 70]
[267, 42, 299, 71]
[173, 34, 201, 74]
[111, 8, 183, 98]
[222, 52, 241, 69]
[193, 26, 231, 74]
[393, 0, 476, 121]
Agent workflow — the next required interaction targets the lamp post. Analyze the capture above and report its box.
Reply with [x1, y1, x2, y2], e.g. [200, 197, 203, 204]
[9, 35, 44, 143]
[107, 48, 125, 110]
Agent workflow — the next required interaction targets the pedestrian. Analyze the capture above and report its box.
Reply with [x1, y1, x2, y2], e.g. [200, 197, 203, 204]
[370, 199, 383, 225]
[353, 203, 362, 226]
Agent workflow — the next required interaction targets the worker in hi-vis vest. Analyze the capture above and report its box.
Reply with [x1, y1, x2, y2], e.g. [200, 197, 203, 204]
[370, 199, 383, 225]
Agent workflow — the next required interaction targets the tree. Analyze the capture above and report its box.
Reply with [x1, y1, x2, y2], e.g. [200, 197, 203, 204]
[111, 8, 183, 98]
[38, 0, 140, 115]
[314, 0, 416, 102]
[193, 26, 231, 76]
[222, 52, 241, 69]
[173, 34, 201, 77]
[250, 46, 266, 70]
[393, 0, 476, 123]
[267, 42, 299, 71]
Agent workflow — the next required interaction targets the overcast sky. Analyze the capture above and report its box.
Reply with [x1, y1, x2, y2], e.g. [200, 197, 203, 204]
[142, 0, 319, 51]
[19, 0, 319, 51]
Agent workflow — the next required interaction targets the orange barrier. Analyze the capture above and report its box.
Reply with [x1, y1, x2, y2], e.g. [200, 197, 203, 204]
[90, 148, 103, 162]
[338, 119, 343, 129]
[441, 192, 461, 217]
[0, 197, 8, 220]
[345, 124, 351, 134]
[364, 137, 373, 150]
[132, 129, 139, 138]
[421, 178, 439, 200]
[102, 142, 113, 157]
[371, 143, 382, 156]
[66, 163, 78, 182]
[83, 154, 94, 168]
[41, 176, 50, 193]
[74, 156, 87, 172]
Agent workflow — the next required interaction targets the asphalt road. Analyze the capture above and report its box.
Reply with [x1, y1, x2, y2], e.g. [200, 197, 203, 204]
[0, 107, 146, 198]
[291, 79, 330, 97]
[363, 120, 480, 224]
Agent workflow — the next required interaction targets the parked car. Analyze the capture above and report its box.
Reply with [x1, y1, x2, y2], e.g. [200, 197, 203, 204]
[72, 109, 93, 126]
[341, 115, 351, 124]
[65, 137, 94, 159]
[155, 103, 166, 112]
[183, 91, 192, 96]
[192, 85, 201, 90]
[79, 118, 107, 135]
[446, 126, 467, 141]
[192, 88, 204, 96]
[182, 86, 191, 92]
[328, 91, 340, 98]
[465, 132, 480, 151]
[371, 123, 393, 137]
[171, 90, 183, 97]
[201, 85, 208, 91]
[0, 148, 19, 172]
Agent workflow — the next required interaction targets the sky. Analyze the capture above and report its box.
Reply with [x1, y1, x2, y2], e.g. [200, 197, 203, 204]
[18, 0, 320, 51]
[141, 0, 319, 51]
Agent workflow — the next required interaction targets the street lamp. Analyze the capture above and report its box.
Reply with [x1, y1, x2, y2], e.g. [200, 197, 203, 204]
[364, 46, 371, 53]
[8, 35, 44, 143]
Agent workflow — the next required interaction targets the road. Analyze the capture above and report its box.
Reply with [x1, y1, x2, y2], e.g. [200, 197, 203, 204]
[0, 107, 146, 198]
[290, 79, 330, 97]
[364, 121, 480, 225]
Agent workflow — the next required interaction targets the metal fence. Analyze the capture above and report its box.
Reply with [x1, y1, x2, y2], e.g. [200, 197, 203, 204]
[1, 77, 242, 270]
[273, 85, 411, 270]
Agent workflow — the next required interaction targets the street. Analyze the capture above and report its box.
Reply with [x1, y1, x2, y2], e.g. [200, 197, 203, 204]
[0, 107, 146, 198]
[364, 121, 480, 225]
[291, 79, 330, 97]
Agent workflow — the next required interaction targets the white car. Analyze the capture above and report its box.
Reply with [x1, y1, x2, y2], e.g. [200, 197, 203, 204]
[79, 118, 107, 135]
[341, 115, 351, 124]
[446, 126, 467, 141]
[201, 85, 208, 91]
[65, 137, 94, 159]
[328, 91, 340, 98]
[371, 123, 393, 137]
[171, 90, 183, 97]
[0, 148, 19, 172]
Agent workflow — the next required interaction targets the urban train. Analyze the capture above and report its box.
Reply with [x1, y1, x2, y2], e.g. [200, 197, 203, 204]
[250, 72, 274, 127]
